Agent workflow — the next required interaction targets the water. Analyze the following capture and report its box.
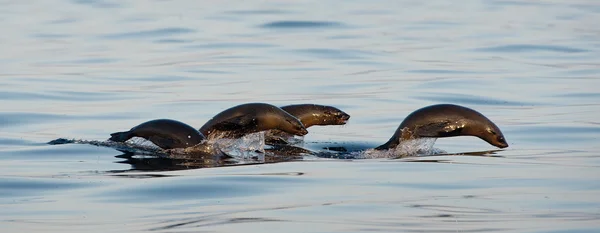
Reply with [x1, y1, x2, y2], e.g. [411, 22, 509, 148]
[1, 0, 599, 232]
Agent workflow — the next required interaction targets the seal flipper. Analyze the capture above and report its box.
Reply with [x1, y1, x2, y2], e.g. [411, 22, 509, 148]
[109, 131, 133, 142]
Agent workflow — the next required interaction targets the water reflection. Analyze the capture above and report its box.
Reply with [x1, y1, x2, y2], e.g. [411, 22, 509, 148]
[142, 196, 600, 233]
[111, 151, 230, 172]
[104, 144, 506, 172]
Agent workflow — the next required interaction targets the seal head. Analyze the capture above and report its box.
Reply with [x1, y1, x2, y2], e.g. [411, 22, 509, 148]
[200, 103, 308, 139]
[375, 104, 508, 150]
[281, 104, 350, 127]
[265, 104, 350, 145]
[108, 119, 206, 149]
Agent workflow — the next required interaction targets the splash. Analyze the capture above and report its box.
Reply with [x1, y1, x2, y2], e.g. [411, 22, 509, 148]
[126, 137, 162, 150]
[359, 138, 444, 159]
[285, 135, 305, 145]
[208, 132, 266, 159]
[47, 138, 166, 155]
[47, 137, 220, 157]
[166, 143, 222, 159]
[48, 132, 267, 159]
[48, 135, 446, 161]
[264, 130, 305, 145]
[122, 137, 223, 157]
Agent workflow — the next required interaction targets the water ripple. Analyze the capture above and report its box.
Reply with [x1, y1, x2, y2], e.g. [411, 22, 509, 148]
[0, 90, 129, 102]
[260, 20, 346, 29]
[31, 33, 71, 39]
[0, 112, 119, 128]
[292, 48, 375, 60]
[491, 0, 553, 7]
[474, 44, 588, 53]
[226, 10, 293, 15]
[413, 92, 532, 106]
[37, 58, 121, 65]
[94, 175, 310, 203]
[406, 69, 481, 74]
[0, 177, 91, 198]
[184, 42, 276, 50]
[0, 138, 37, 147]
[100, 28, 196, 40]
[153, 39, 191, 44]
[72, 0, 120, 8]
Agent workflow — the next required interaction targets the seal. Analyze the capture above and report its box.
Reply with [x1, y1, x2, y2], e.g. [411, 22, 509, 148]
[199, 103, 309, 139]
[109, 119, 206, 149]
[265, 104, 350, 144]
[375, 104, 508, 150]
[281, 104, 350, 128]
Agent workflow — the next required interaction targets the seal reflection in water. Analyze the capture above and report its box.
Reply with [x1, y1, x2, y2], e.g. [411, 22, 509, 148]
[375, 104, 508, 150]
[199, 103, 309, 139]
[266, 104, 351, 145]
[108, 119, 206, 150]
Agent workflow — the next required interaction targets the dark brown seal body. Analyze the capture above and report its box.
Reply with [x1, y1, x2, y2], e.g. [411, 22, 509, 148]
[109, 119, 206, 149]
[265, 104, 351, 145]
[281, 104, 350, 128]
[199, 103, 308, 139]
[375, 104, 508, 150]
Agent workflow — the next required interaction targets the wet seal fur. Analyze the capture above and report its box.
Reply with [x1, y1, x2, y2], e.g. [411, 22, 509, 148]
[199, 103, 309, 139]
[375, 104, 508, 150]
[109, 119, 206, 150]
[266, 104, 350, 145]
[281, 104, 350, 128]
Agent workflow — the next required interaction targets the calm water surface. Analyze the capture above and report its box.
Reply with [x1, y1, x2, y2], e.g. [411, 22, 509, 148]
[1, 0, 599, 232]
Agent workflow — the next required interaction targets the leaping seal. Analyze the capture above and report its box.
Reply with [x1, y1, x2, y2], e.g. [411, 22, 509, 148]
[375, 104, 508, 150]
[199, 103, 309, 139]
[109, 119, 205, 149]
[266, 104, 350, 144]
[281, 104, 350, 128]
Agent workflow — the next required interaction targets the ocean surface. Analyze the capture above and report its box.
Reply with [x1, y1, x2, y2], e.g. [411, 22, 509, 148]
[1, 0, 599, 232]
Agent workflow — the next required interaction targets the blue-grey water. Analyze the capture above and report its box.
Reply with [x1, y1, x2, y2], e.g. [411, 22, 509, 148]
[1, 0, 600, 232]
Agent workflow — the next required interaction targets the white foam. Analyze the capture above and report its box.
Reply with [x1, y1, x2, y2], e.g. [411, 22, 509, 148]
[358, 138, 444, 159]
[265, 130, 305, 145]
[126, 137, 162, 150]
[210, 132, 266, 159]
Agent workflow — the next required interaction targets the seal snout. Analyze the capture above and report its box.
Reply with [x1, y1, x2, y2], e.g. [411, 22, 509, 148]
[330, 111, 350, 125]
[483, 126, 508, 149]
[295, 125, 308, 136]
[298, 127, 309, 136]
[338, 112, 351, 124]
[494, 135, 509, 148]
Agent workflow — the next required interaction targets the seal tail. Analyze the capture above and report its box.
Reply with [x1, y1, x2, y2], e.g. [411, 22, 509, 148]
[109, 131, 133, 142]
